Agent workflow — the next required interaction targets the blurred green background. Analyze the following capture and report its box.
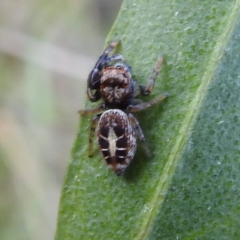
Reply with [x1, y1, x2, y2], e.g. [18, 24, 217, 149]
[0, 1, 122, 239]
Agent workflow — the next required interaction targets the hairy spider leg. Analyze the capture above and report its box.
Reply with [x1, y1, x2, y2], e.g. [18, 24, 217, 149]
[79, 104, 106, 156]
[128, 113, 151, 158]
[91, 40, 122, 80]
[87, 88, 101, 102]
[87, 115, 100, 156]
[139, 56, 164, 96]
[78, 103, 106, 115]
[103, 40, 121, 55]
[127, 93, 168, 113]
[105, 54, 124, 65]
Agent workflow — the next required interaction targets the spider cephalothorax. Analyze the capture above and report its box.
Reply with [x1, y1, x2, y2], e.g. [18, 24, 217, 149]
[87, 40, 137, 109]
[99, 63, 134, 107]
[80, 40, 168, 175]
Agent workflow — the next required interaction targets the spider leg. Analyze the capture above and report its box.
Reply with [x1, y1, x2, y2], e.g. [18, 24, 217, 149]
[87, 114, 101, 156]
[139, 55, 164, 96]
[94, 40, 122, 74]
[127, 93, 168, 113]
[87, 88, 102, 102]
[128, 113, 151, 158]
[103, 40, 121, 55]
[105, 54, 124, 64]
[87, 40, 121, 102]
[79, 103, 106, 115]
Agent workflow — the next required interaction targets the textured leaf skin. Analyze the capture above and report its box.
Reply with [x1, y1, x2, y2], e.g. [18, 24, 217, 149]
[149, 16, 240, 239]
[55, 1, 240, 239]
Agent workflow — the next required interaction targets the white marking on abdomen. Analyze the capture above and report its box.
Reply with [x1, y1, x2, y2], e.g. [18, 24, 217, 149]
[99, 127, 124, 157]
[101, 148, 108, 151]
[108, 127, 118, 157]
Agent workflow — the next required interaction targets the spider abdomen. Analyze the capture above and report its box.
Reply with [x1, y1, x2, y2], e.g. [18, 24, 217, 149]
[97, 109, 136, 175]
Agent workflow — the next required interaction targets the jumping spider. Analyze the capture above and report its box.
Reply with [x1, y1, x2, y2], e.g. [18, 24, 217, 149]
[79, 40, 168, 175]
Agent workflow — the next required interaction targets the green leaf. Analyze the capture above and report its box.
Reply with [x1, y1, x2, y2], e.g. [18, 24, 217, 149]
[55, 1, 240, 239]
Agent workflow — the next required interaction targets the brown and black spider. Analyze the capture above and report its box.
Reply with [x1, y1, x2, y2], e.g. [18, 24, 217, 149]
[79, 40, 168, 175]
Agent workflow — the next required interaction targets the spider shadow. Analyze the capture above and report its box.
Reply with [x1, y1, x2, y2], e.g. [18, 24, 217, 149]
[123, 56, 170, 182]
[123, 103, 167, 182]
